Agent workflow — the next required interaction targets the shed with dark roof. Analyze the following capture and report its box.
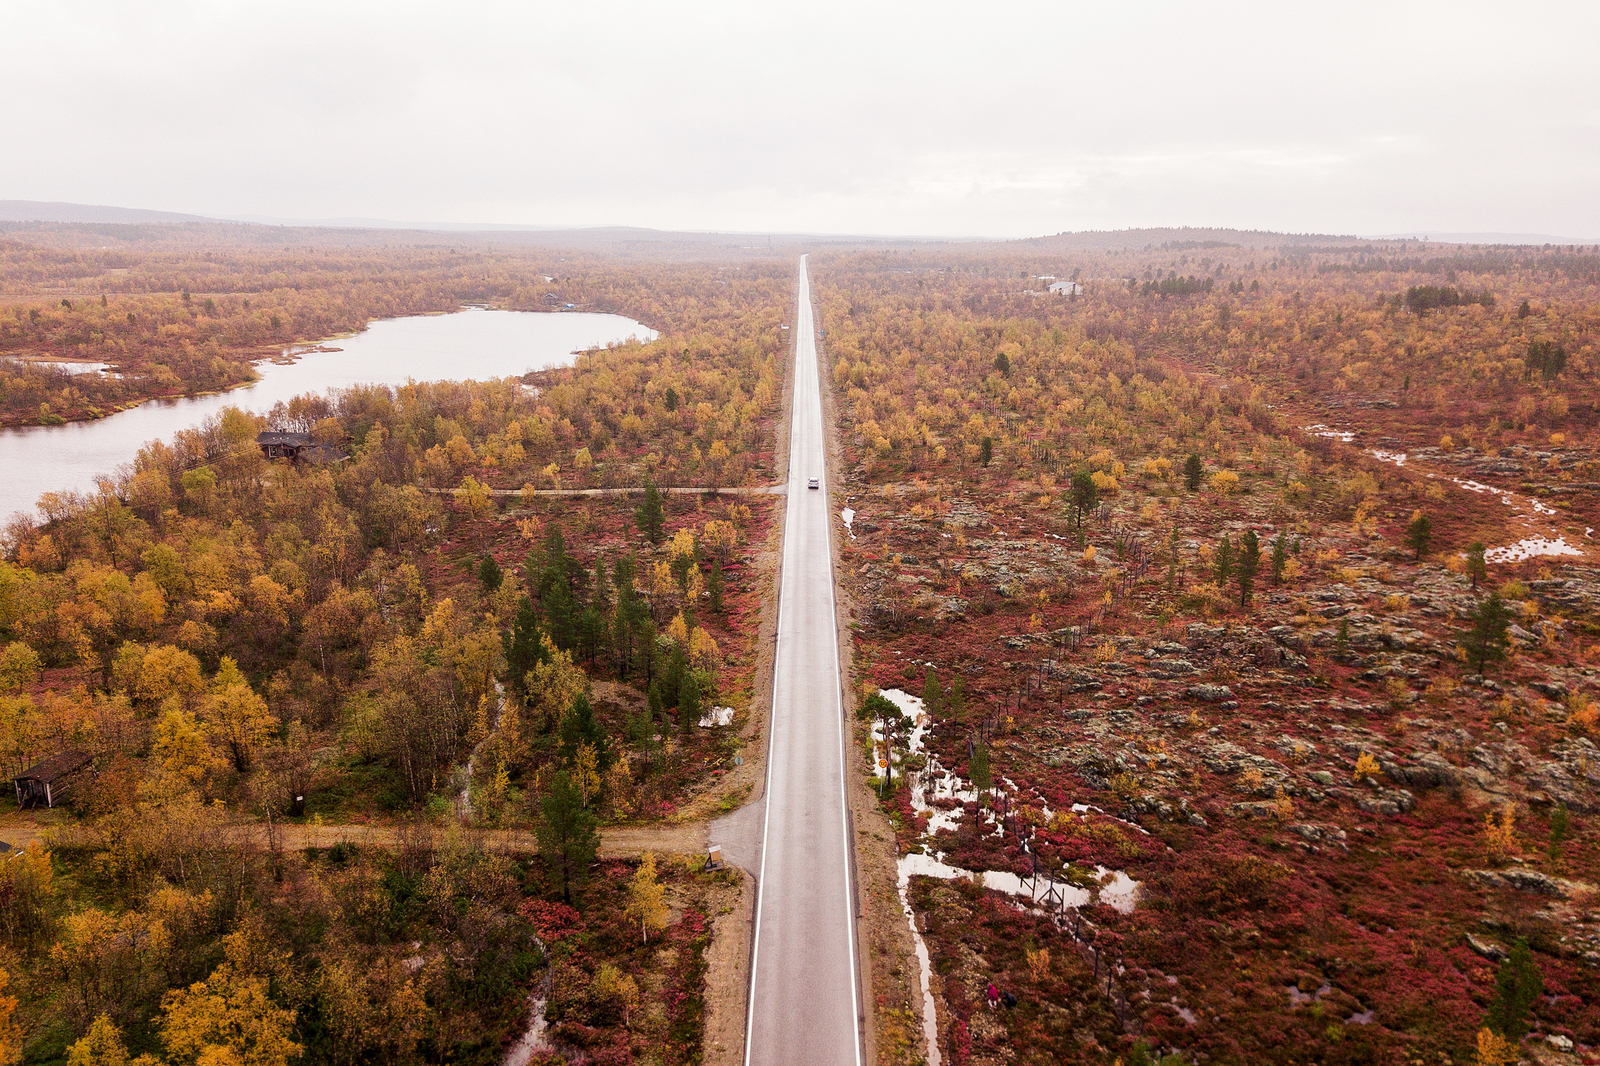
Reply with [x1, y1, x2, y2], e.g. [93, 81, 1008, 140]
[13, 749, 94, 809]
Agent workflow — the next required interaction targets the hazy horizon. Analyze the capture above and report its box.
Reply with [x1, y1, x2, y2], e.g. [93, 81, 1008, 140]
[4, 0, 1597, 239]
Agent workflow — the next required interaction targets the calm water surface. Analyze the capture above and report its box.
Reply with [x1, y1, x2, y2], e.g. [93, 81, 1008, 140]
[0, 308, 655, 520]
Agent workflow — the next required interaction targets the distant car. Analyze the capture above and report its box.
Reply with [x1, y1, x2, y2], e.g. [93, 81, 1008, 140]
[807, 478, 819, 490]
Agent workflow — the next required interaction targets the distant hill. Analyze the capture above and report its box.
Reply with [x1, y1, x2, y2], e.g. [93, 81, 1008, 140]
[1369, 232, 1598, 246]
[1006, 227, 1372, 253]
[0, 199, 215, 224]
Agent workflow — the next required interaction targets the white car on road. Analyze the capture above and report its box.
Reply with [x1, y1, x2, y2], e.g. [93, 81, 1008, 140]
[807, 477, 819, 489]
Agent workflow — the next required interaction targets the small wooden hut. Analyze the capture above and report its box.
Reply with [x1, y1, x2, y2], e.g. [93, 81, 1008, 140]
[256, 430, 348, 465]
[13, 750, 93, 809]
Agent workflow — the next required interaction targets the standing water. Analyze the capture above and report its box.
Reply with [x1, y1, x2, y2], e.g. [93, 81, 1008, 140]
[0, 308, 655, 520]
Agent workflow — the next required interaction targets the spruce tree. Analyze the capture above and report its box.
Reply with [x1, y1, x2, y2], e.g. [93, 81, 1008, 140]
[1183, 453, 1204, 492]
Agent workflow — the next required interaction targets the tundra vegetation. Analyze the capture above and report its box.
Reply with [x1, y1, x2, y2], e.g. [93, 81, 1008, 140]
[817, 235, 1600, 1066]
[4, 224, 1600, 1066]
[0, 227, 785, 1064]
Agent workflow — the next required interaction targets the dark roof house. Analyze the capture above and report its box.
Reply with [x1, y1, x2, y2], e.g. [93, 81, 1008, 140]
[13, 749, 94, 809]
[256, 430, 348, 465]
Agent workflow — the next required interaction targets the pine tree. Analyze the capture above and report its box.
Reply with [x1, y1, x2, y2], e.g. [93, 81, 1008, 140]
[1466, 541, 1488, 589]
[1406, 510, 1432, 561]
[477, 552, 503, 595]
[1183, 453, 1204, 492]
[678, 670, 701, 733]
[636, 480, 665, 543]
[502, 596, 546, 699]
[1485, 939, 1543, 1042]
[591, 556, 610, 615]
[1214, 534, 1235, 586]
[707, 557, 725, 613]
[1269, 530, 1288, 585]
[969, 736, 992, 795]
[923, 665, 942, 716]
[1068, 471, 1098, 529]
[559, 693, 610, 773]
[1237, 529, 1261, 607]
[1464, 592, 1514, 673]
[538, 771, 599, 904]
[544, 575, 576, 650]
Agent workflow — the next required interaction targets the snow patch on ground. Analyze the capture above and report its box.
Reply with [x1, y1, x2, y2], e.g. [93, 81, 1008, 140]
[1367, 449, 1407, 467]
[1305, 424, 1356, 442]
[698, 705, 735, 728]
[841, 507, 855, 538]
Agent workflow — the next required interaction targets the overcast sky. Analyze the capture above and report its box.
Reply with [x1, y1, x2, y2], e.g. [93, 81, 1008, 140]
[6, 0, 1597, 238]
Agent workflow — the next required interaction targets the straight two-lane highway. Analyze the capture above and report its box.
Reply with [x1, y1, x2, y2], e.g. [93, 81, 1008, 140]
[743, 256, 862, 1066]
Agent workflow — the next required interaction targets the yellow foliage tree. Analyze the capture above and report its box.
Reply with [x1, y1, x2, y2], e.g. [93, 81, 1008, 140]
[158, 965, 300, 1066]
[1484, 806, 1518, 863]
[153, 708, 217, 785]
[625, 852, 670, 943]
[1352, 752, 1380, 783]
[66, 1013, 129, 1066]
[700, 519, 738, 561]
[116, 644, 205, 708]
[1474, 1027, 1517, 1066]
[668, 527, 697, 565]
[1209, 470, 1241, 495]
[200, 659, 278, 774]
[0, 969, 19, 1066]
[528, 637, 588, 730]
[457, 476, 493, 523]
[688, 628, 720, 674]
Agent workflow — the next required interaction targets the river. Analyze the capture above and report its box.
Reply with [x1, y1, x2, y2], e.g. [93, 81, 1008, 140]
[0, 308, 655, 521]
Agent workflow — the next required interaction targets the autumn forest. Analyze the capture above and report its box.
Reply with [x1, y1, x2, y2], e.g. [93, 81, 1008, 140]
[1, 220, 1598, 1066]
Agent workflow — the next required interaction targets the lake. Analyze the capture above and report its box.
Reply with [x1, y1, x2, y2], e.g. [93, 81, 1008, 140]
[0, 308, 656, 521]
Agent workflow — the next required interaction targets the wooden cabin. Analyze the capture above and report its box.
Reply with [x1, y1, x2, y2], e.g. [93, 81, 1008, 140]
[256, 430, 314, 460]
[13, 749, 93, 809]
[256, 430, 348, 465]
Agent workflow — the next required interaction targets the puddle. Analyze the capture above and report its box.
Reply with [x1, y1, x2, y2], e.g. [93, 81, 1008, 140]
[874, 686, 1143, 1065]
[1309, 431, 1593, 564]
[1484, 537, 1583, 563]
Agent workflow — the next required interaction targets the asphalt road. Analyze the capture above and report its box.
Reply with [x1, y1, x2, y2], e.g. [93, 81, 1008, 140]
[742, 256, 862, 1066]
